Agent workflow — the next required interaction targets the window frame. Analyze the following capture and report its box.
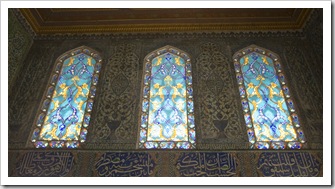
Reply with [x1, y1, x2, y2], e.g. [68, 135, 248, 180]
[233, 45, 306, 149]
[29, 46, 103, 148]
[137, 45, 196, 149]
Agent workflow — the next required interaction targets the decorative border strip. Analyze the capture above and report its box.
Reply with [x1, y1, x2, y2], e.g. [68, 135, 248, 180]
[29, 46, 103, 148]
[232, 45, 306, 150]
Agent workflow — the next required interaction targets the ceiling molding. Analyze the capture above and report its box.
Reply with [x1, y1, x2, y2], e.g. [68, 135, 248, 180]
[19, 8, 312, 34]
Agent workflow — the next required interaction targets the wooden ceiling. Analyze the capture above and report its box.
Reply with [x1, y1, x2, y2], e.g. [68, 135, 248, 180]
[19, 8, 312, 34]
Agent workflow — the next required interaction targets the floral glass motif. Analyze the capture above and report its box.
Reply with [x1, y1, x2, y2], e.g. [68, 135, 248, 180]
[139, 46, 195, 149]
[233, 45, 306, 149]
[31, 47, 102, 148]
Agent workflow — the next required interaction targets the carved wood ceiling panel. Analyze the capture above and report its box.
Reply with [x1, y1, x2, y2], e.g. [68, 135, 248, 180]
[19, 8, 312, 34]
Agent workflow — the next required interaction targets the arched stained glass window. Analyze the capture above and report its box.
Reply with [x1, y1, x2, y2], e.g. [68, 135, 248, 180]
[233, 45, 306, 149]
[138, 46, 195, 149]
[30, 46, 102, 148]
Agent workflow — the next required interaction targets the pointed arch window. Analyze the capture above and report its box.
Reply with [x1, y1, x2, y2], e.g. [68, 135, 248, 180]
[138, 46, 195, 149]
[30, 46, 102, 148]
[233, 45, 306, 149]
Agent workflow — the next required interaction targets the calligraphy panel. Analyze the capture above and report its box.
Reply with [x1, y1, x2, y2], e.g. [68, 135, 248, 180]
[233, 45, 306, 149]
[16, 152, 74, 177]
[176, 152, 239, 176]
[95, 152, 156, 177]
[257, 152, 321, 177]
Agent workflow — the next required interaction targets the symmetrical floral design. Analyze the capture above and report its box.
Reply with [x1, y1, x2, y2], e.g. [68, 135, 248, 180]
[30, 46, 102, 148]
[138, 46, 195, 149]
[233, 45, 305, 149]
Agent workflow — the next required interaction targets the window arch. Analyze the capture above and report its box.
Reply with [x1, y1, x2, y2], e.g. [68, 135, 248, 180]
[233, 45, 306, 149]
[30, 46, 103, 148]
[138, 46, 195, 149]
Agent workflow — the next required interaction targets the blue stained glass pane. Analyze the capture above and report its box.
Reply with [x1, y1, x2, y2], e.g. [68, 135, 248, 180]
[239, 86, 246, 97]
[188, 114, 195, 128]
[187, 86, 193, 98]
[244, 114, 252, 128]
[66, 141, 80, 148]
[176, 142, 191, 149]
[247, 129, 255, 143]
[189, 129, 196, 143]
[36, 113, 45, 127]
[297, 129, 306, 143]
[240, 52, 297, 143]
[35, 141, 48, 148]
[187, 99, 194, 113]
[160, 142, 175, 149]
[141, 113, 148, 128]
[144, 142, 159, 149]
[83, 113, 90, 127]
[31, 128, 40, 142]
[49, 141, 65, 148]
[92, 74, 99, 85]
[288, 142, 302, 149]
[278, 73, 285, 85]
[256, 142, 270, 149]
[140, 48, 195, 149]
[147, 53, 188, 142]
[291, 113, 300, 127]
[39, 53, 96, 142]
[143, 86, 150, 98]
[271, 142, 285, 149]
[80, 128, 88, 142]
[46, 86, 55, 98]
[139, 129, 147, 143]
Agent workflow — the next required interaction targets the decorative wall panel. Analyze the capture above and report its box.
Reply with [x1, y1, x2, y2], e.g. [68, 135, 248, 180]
[7, 8, 323, 178]
[9, 45, 56, 147]
[16, 152, 74, 177]
[257, 152, 321, 177]
[91, 44, 139, 146]
[196, 43, 245, 143]
[95, 152, 156, 177]
[284, 46, 322, 143]
[176, 152, 239, 176]
[8, 9, 33, 91]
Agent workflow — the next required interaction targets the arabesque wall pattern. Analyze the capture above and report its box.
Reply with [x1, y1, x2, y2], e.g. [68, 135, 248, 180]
[8, 9, 323, 177]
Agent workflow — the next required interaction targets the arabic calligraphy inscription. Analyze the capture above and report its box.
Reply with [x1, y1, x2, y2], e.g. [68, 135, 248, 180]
[95, 152, 156, 177]
[176, 152, 238, 176]
[257, 152, 320, 177]
[16, 152, 74, 177]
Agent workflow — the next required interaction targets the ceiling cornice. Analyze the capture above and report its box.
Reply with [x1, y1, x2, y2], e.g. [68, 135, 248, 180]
[19, 8, 312, 35]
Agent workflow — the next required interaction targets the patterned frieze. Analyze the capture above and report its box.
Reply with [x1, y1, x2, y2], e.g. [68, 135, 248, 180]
[10, 150, 322, 177]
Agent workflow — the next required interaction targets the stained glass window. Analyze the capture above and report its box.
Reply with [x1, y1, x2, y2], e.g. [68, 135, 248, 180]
[138, 46, 195, 149]
[31, 46, 102, 148]
[233, 45, 306, 149]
